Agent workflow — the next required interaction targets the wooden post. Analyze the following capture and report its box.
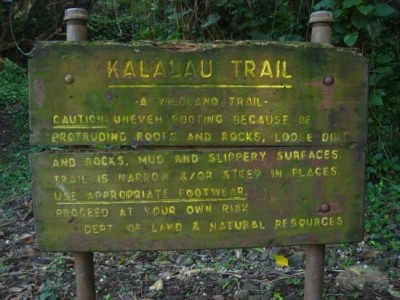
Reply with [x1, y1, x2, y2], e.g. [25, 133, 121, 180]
[74, 251, 96, 299]
[64, 8, 89, 41]
[304, 244, 326, 300]
[304, 11, 334, 300]
[309, 11, 333, 44]
[64, 8, 96, 300]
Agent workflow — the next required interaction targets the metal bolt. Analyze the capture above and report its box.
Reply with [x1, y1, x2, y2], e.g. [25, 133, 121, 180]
[320, 203, 331, 213]
[323, 76, 334, 86]
[64, 74, 75, 84]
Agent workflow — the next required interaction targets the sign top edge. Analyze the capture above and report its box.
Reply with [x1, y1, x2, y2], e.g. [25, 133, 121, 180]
[30, 40, 366, 60]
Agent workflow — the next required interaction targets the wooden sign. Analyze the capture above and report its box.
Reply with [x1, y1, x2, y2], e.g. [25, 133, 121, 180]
[31, 148, 364, 251]
[29, 41, 368, 251]
[29, 42, 368, 146]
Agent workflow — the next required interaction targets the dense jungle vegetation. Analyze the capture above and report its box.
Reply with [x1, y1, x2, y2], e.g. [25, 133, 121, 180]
[0, 0, 399, 299]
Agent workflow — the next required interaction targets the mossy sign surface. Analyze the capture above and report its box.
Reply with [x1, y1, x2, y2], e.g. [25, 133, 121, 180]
[29, 42, 368, 146]
[31, 148, 364, 251]
[29, 42, 368, 251]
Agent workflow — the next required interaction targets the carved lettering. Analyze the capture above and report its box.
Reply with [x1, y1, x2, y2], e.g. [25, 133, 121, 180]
[230, 59, 292, 78]
[274, 216, 343, 229]
[55, 207, 109, 218]
[84, 224, 113, 234]
[52, 158, 76, 168]
[151, 222, 182, 233]
[209, 220, 265, 231]
[106, 59, 213, 79]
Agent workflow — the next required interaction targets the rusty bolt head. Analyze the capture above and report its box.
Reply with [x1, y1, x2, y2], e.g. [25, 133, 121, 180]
[320, 203, 331, 213]
[323, 76, 334, 86]
[64, 74, 75, 84]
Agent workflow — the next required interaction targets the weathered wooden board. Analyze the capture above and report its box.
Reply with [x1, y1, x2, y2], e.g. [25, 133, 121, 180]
[31, 148, 364, 251]
[29, 42, 368, 146]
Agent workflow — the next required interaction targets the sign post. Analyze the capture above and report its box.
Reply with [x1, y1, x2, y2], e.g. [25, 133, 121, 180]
[304, 11, 334, 300]
[30, 9, 367, 299]
[64, 8, 96, 300]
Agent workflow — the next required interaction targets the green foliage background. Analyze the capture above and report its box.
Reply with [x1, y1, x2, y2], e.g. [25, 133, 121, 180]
[0, 60, 30, 200]
[0, 0, 399, 251]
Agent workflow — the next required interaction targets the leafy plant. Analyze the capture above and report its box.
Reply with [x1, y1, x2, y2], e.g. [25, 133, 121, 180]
[222, 276, 238, 289]
[0, 59, 29, 143]
[365, 181, 400, 251]
[273, 291, 284, 300]
[0, 59, 27, 105]
[162, 0, 311, 41]
[89, 0, 180, 41]
[38, 280, 58, 300]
